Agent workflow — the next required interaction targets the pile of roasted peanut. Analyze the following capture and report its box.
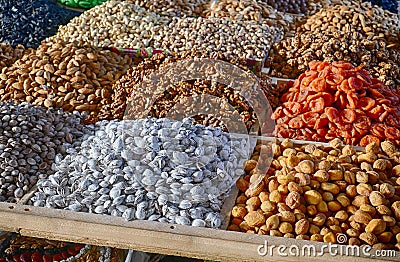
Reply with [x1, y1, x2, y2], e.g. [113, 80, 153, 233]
[229, 138, 400, 250]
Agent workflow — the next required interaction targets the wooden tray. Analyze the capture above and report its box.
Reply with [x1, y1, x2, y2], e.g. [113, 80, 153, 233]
[0, 136, 397, 261]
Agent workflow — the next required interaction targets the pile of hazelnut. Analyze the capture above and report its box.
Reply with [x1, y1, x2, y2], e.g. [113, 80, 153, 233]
[228, 138, 400, 250]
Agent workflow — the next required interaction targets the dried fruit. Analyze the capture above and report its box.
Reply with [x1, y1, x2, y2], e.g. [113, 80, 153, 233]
[272, 61, 400, 146]
[244, 211, 265, 227]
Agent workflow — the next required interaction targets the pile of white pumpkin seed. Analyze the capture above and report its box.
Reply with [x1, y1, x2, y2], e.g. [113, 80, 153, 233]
[0, 101, 88, 203]
[29, 118, 250, 228]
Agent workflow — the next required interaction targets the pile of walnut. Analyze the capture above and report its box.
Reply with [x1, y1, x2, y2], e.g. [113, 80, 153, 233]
[228, 138, 400, 250]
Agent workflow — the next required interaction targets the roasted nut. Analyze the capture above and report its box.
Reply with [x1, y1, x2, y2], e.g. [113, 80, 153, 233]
[346, 185, 357, 197]
[246, 196, 261, 209]
[380, 183, 395, 198]
[313, 170, 329, 183]
[265, 214, 280, 230]
[286, 155, 300, 167]
[357, 183, 373, 196]
[352, 195, 369, 207]
[381, 141, 396, 156]
[288, 181, 303, 194]
[298, 160, 315, 174]
[392, 201, 400, 220]
[310, 234, 323, 242]
[337, 195, 351, 207]
[335, 211, 349, 222]
[261, 201, 276, 213]
[279, 211, 296, 223]
[321, 183, 340, 194]
[378, 232, 393, 243]
[369, 191, 386, 206]
[365, 219, 387, 235]
[354, 210, 372, 225]
[244, 211, 266, 227]
[358, 153, 377, 164]
[328, 170, 343, 181]
[359, 232, 378, 245]
[376, 205, 392, 216]
[279, 222, 294, 234]
[294, 219, 310, 235]
[366, 142, 380, 154]
[306, 205, 318, 216]
[285, 191, 301, 209]
[313, 213, 327, 227]
[373, 159, 389, 171]
[323, 232, 336, 243]
[328, 201, 342, 212]
[244, 160, 258, 172]
[316, 201, 329, 213]
[269, 190, 282, 203]
[231, 206, 248, 219]
[360, 204, 377, 217]
[304, 190, 322, 205]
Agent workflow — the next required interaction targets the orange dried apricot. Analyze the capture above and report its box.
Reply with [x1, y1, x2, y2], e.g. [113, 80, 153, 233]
[340, 109, 356, 124]
[309, 77, 326, 92]
[325, 107, 340, 123]
[348, 77, 364, 90]
[385, 127, 400, 140]
[360, 135, 381, 147]
[288, 116, 305, 129]
[309, 97, 325, 113]
[358, 97, 375, 111]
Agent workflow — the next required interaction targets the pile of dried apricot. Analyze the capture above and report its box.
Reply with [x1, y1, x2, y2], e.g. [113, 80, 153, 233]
[272, 61, 400, 146]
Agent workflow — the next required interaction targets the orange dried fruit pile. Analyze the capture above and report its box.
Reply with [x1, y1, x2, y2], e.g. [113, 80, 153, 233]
[272, 61, 400, 146]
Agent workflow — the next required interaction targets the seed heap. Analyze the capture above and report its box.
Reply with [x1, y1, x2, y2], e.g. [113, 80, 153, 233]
[267, 31, 400, 88]
[47, 1, 170, 49]
[363, 0, 398, 13]
[153, 17, 283, 60]
[0, 0, 80, 48]
[0, 42, 137, 123]
[272, 61, 400, 146]
[0, 101, 87, 203]
[30, 118, 249, 228]
[0, 44, 31, 72]
[297, 2, 400, 41]
[106, 51, 272, 132]
[262, 0, 309, 14]
[229, 138, 400, 250]
[133, 0, 209, 17]
[202, 0, 298, 36]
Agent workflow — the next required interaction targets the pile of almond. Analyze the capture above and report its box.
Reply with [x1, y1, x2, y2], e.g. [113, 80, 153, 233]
[228, 138, 400, 250]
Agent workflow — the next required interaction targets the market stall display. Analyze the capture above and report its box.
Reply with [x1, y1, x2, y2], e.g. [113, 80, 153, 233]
[0, 42, 137, 122]
[29, 118, 249, 228]
[152, 16, 282, 60]
[297, 1, 399, 39]
[0, 102, 87, 203]
[202, 0, 299, 36]
[272, 61, 400, 146]
[106, 50, 271, 131]
[0, 0, 80, 48]
[0, 44, 31, 72]
[0, 0, 398, 260]
[133, 0, 209, 17]
[228, 138, 400, 250]
[48, 1, 170, 49]
[266, 31, 400, 88]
